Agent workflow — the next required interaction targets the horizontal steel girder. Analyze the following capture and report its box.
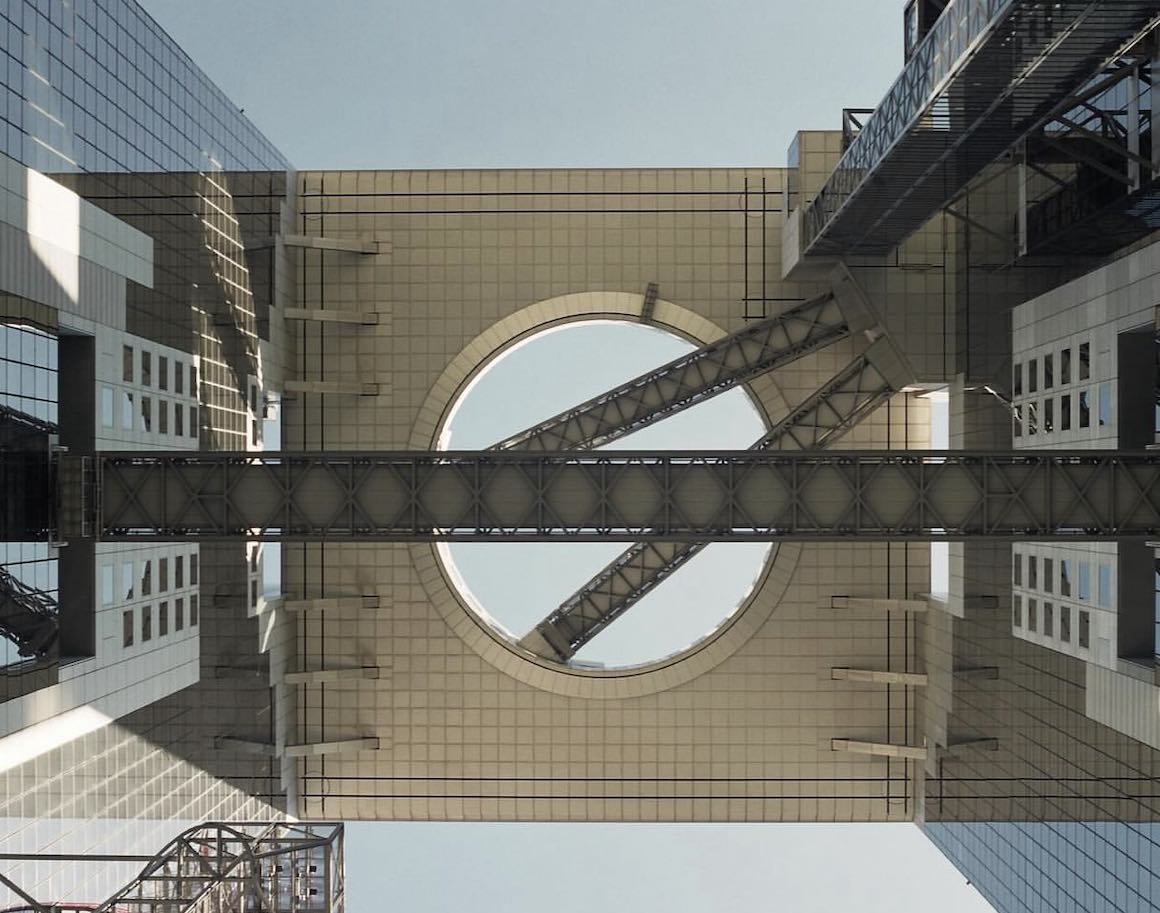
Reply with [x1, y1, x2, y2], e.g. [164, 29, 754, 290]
[92, 450, 1160, 542]
[491, 292, 855, 451]
[520, 347, 899, 660]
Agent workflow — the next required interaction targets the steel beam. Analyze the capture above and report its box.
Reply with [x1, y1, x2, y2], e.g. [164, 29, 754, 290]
[90, 449, 1160, 542]
[492, 290, 864, 451]
[0, 565, 58, 657]
[518, 343, 903, 660]
[831, 668, 929, 686]
[831, 738, 928, 761]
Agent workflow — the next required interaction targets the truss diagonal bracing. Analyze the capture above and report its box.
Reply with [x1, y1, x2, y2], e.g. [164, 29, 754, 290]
[0, 564, 58, 658]
[519, 346, 901, 660]
[491, 291, 861, 451]
[86, 450, 1160, 542]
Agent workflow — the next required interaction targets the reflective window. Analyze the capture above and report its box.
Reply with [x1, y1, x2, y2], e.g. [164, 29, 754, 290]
[1043, 558, 1053, 594]
[140, 395, 151, 432]
[175, 598, 184, 632]
[141, 350, 151, 387]
[1028, 598, 1038, 632]
[121, 392, 133, 430]
[175, 555, 184, 588]
[1044, 398, 1053, 433]
[101, 386, 114, 427]
[1098, 564, 1112, 607]
[1013, 552, 1022, 587]
[1079, 390, 1090, 428]
[101, 564, 114, 606]
[122, 610, 134, 648]
[1013, 595, 1022, 628]
[141, 560, 151, 597]
[175, 361, 184, 395]
[1079, 342, 1090, 379]
[158, 399, 168, 434]
[158, 356, 168, 391]
[1079, 610, 1091, 648]
[141, 604, 152, 642]
[121, 561, 133, 601]
[159, 601, 168, 637]
[159, 557, 169, 592]
[1060, 559, 1072, 598]
[122, 345, 133, 383]
[1060, 347, 1071, 384]
[1044, 602, 1054, 637]
[1029, 556, 1038, 590]
[1060, 605, 1071, 643]
[1079, 562, 1091, 601]
[1013, 362, 1022, 396]
[1098, 384, 1111, 427]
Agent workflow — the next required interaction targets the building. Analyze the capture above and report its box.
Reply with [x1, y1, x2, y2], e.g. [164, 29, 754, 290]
[0, 0, 1159, 911]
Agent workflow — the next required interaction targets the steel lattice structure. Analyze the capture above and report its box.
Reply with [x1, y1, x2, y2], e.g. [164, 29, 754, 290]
[491, 291, 859, 451]
[520, 345, 902, 659]
[0, 564, 57, 658]
[86, 450, 1160, 542]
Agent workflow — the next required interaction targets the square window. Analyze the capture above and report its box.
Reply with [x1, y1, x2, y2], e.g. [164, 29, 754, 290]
[1028, 598, 1038, 632]
[1061, 394, 1071, 431]
[141, 604, 152, 642]
[1044, 353, 1053, 389]
[1079, 342, 1090, 380]
[1079, 390, 1090, 428]
[1060, 606, 1071, 643]
[122, 345, 133, 382]
[141, 350, 151, 387]
[1044, 601, 1054, 637]
[101, 386, 114, 427]
[159, 557, 169, 592]
[1079, 610, 1090, 648]
[1028, 358, 1038, 393]
[159, 601, 168, 636]
[122, 610, 134, 647]
[1060, 347, 1071, 384]
[158, 355, 168, 391]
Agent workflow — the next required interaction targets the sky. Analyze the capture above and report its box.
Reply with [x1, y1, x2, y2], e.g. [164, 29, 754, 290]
[141, 1, 994, 910]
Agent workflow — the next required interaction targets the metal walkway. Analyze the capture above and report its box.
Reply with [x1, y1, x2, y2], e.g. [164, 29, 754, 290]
[519, 341, 905, 660]
[88, 450, 1160, 542]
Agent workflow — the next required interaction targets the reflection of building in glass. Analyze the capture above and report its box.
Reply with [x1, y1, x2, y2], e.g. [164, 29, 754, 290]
[2, 1, 1160, 912]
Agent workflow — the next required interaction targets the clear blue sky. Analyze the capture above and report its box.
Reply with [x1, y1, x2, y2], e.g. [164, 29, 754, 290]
[142, 2, 994, 910]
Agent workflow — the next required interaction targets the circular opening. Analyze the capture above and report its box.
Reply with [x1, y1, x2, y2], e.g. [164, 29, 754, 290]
[438, 320, 771, 669]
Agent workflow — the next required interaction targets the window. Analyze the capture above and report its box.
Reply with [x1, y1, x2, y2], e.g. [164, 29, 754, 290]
[1079, 610, 1090, 648]
[159, 557, 169, 592]
[121, 561, 134, 601]
[190, 553, 198, 586]
[101, 386, 114, 427]
[1079, 562, 1091, 601]
[159, 355, 168, 391]
[1098, 563, 1111, 607]
[1044, 602, 1054, 637]
[1029, 556, 1038, 590]
[122, 345, 133, 382]
[251, 579, 259, 610]
[1013, 552, 1022, 587]
[175, 555, 184, 588]
[1060, 559, 1072, 597]
[1043, 558, 1053, 593]
[1013, 595, 1022, 628]
[1028, 598, 1038, 632]
[122, 610, 134, 647]
[1079, 390, 1090, 428]
[141, 350, 151, 387]
[1060, 347, 1071, 384]
[141, 560, 152, 597]
[1028, 358, 1038, 393]
[189, 406, 198, 437]
[140, 395, 151, 432]
[1027, 402, 1037, 435]
[1061, 394, 1071, 431]
[1079, 342, 1090, 380]
[175, 597, 184, 631]
[121, 392, 133, 431]
[174, 403, 184, 437]
[159, 601, 168, 637]
[1044, 353, 1053, 389]
[101, 564, 114, 606]
[1013, 362, 1022, 396]
[1060, 606, 1071, 643]
[141, 605, 152, 642]
[190, 364, 198, 396]
[189, 595, 199, 626]
[159, 399, 168, 434]
[1013, 409, 1022, 438]
[1044, 398, 1054, 433]
[175, 360, 184, 395]
[1098, 384, 1111, 427]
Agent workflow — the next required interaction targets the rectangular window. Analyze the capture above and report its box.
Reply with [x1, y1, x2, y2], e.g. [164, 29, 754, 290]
[1013, 362, 1022, 397]
[175, 597, 184, 632]
[1060, 347, 1071, 384]
[1044, 602, 1054, 637]
[250, 579, 259, 610]
[122, 345, 133, 382]
[1060, 559, 1072, 598]
[141, 350, 151, 387]
[158, 355, 168, 391]
[141, 560, 152, 597]
[140, 395, 151, 432]
[1013, 409, 1023, 438]
[1028, 358, 1038, 393]
[121, 392, 133, 431]
[1079, 562, 1091, 601]
[189, 405, 198, 438]
[1027, 402, 1037, 436]
[1029, 556, 1038, 590]
[190, 364, 198, 397]
[159, 557, 169, 592]
[122, 610, 134, 647]
[158, 399, 168, 434]
[1013, 552, 1022, 587]
[1013, 595, 1022, 628]
[1079, 610, 1090, 648]
[121, 561, 134, 601]
[1098, 384, 1111, 427]
[1079, 342, 1090, 380]
[175, 555, 184, 589]
[1043, 558, 1053, 593]
[1044, 398, 1054, 433]
[1044, 353, 1053, 389]
[190, 553, 198, 586]
[1061, 394, 1071, 431]
[1060, 606, 1071, 643]
[175, 360, 184, 395]
[159, 601, 168, 637]
[101, 564, 114, 606]
[1079, 390, 1090, 428]
[101, 386, 114, 427]
[1028, 598, 1038, 632]
[174, 403, 184, 437]
[141, 604, 152, 642]
[1098, 563, 1111, 607]
[189, 595, 199, 626]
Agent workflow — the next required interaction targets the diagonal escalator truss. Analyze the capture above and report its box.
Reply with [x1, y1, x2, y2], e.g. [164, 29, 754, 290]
[517, 336, 911, 662]
[0, 564, 58, 658]
[492, 283, 871, 452]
